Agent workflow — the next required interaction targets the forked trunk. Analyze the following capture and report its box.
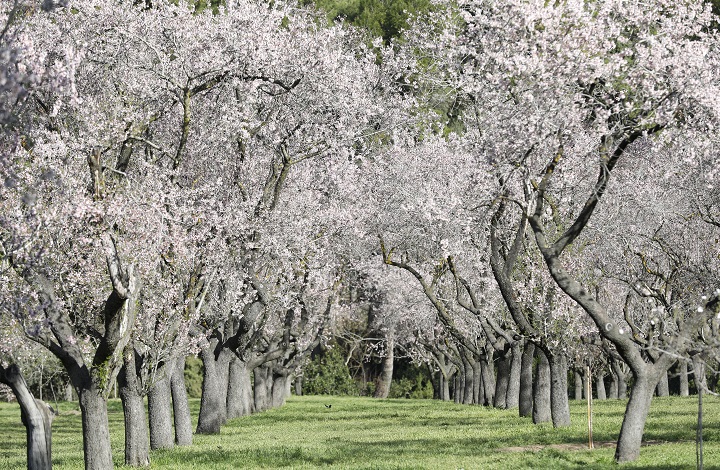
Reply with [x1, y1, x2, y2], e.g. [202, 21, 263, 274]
[169, 356, 192, 446]
[148, 374, 173, 450]
[78, 387, 114, 470]
[548, 353, 570, 427]
[532, 348, 551, 424]
[519, 342, 535, 417]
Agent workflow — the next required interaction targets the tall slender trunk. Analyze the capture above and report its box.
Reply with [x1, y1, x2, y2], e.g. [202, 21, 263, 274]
[78, 387, 114, 470]
[197, 342, 231, 434]
[117, 350, 150, 467]
[506, 341, 521, 409]
[596, 373, 606, 400]
[227, 358, 254, 418]
[679, 361, 689, 397]
[519, 342, 535, 417]
[373, 338, 394, 399]
[656, 370, 670, 397]
[480, 353, 495, 406]
[148, 374, 173, 450]
[608, 369, 619, 399]
[294, 376, 302, 396]
[548, 353, 570, 427]
[0, 364, 53, 470]
[533, 348, 552, 424]
[614, 373, 657, 462]
[574, 369, 583, 400]
[462, 354, 474, 405]
[612, 360, 628, 398]
[494, 349, 511, 408]
[169, 357, 192, 446]
[472, 359, 482, 405]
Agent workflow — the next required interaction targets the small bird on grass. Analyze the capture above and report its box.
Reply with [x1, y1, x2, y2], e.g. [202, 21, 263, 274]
[324, 404, 332, 409]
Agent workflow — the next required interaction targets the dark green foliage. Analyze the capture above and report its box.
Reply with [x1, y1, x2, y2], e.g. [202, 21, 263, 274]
[306, 0, 433, 43]
[388, 359, 434, 399]
[184, 356, 203, 398]
[302, 348, 360, 396]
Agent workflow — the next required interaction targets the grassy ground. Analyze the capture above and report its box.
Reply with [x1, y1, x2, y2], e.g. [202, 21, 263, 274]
[0, 395, 718, 469]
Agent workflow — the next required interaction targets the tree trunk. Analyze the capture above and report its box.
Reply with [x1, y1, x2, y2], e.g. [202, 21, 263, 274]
[472, 359, 482, 405]
[254, 366, 272, 412]
[227, 358, 254, 418]
[614, 372, 657, 462]
[169, 356, 192, 446]
[78, 387, 114, 470]
[480, 354, 495, 406]
[505, 341, 521, 409]
[271, 373, 289, 408]
[453, 373, 463, 404]
[596, 372, 606, 400]
[373, 338, 394, 399]
[548, 353, 570, 427]
[655, 370, 670, 397]
[294, 375, 302, 396]
[117, 351, 150, 467]
[519, 341, 535, 417]
[532, 348, 552, 424]
[679, 361, 689, 397]
[608, 369, 619, 399]
[148, 374, 173, 450]
[574, 369, 583, 400]
[461, 354, 474, 405]
[494, 350, 510, 409]
[196, 342, 231, 434]
[612, 360, 628, 399]
[0, 364, 53, 470]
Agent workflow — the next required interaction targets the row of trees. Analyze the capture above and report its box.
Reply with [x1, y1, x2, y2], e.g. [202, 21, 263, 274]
[1, 0, 719, 468]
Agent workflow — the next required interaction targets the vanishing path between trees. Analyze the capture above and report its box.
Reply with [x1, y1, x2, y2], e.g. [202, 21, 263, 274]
[0, 395, 717, 469]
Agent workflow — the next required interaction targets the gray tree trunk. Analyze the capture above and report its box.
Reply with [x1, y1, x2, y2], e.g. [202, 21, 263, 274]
[480, 354, 495, 406]
[612, 360, 628, 398]
[117, 350, 150, 467]
[532, 348, 552, 424]
[0, 364, 53, 470]
[574, 369, 583, 400]
[461, 354, 474, 405]
[679, 361, 689, 397]
[373, 338, 394, 399]
[519, 341, 535, 417]
[227, 358, 254, 418]
[169, 357, 192, 446]
[197, 342, 231, 434]
[271, 374, 289, 408]
[596, 373, 607, 400]
[614, 372, 658, 462]
[494, 350, 511, 408]
[254, 366, 272, 412]
[655, 370, 670, 397]
[148, 374, 173, 450]
[472, 359, 482, 405]
[78, 387, 114, 470]
[294, 375, 302, 396]
[505, 341, 522, 409]
[608, 369, 619, 399]
[453, 373, 462, 404]
[548, 353, 570, 427]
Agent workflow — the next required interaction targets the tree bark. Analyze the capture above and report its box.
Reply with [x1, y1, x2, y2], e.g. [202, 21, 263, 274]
[596, 372, 606, 400]
[253, 366, 272, 413]
[533, 348, 552, 424]
[294, 375, 302, 396]
[608, 369, 619, 399]
[548, 353, 570, 427]
[679, 361, 689, 397]
[574, 369, 583, 400]
[373, 338, 394, 399]
[612, 360, 628, 399]
[494, 350, 511, 408]
[148, 374, 173, 450]
[505, 341, 521, 409]
[0, 364, 53, 470]
[78, 387, 114, 470]
[117, 349, 150, 467]
[519, 341, 535, 417]
[480, 354, 495, 406]
[614, 373, 657, 462]
[227, 357, 254, 419]
[656, 370, 670, 397]
[462, 354, 474, 405]
[196, 341, 231, 434]
[169, 356, 192, 446]
[271, 373, 290, 408]
[472, 359, 482, 405]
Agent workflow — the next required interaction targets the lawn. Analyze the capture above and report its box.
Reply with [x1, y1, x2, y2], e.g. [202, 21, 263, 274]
[0, 395, 718, 469]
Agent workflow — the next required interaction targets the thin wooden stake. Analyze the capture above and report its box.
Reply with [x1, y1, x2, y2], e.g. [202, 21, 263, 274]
[587, 365, 593, 450]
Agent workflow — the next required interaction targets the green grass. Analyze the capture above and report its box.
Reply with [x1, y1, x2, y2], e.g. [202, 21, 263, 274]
[1, 395, 718, 469]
